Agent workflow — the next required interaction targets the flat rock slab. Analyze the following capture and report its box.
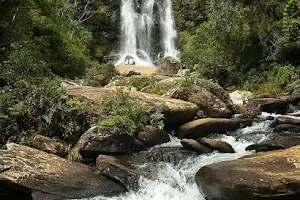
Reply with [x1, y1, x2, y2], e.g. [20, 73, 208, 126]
[196, 145, 300, 200]
[64, 85, 199, 126]
[0, 143, 125, 200]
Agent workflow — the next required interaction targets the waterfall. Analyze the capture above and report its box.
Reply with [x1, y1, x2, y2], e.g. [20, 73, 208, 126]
[115, 0, 179, 67]
[158, 0, 179, 58]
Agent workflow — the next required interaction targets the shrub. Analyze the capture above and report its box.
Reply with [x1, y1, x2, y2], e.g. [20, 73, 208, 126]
[83, 61, 117, 87]
[0, 44, 98, 145]
[99, 89, 150, 136]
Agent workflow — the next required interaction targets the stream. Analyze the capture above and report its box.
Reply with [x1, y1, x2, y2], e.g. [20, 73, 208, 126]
[80, 110, 299, 200]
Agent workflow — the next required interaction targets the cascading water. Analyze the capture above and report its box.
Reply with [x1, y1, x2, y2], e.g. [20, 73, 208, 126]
[115, 0, 179, 67]
[157, 0, 179, 58]
[78, 112, 288, 200]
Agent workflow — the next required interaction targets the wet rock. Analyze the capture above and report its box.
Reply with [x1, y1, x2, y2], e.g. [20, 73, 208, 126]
[0, 143, 125, 200]
[258, 96, 297, 114]
[266, 116, 275, 120]
[30, 135, 67, 157]
[196, 145, 300, 200]
[64, 84, 199, 127]
[135, 147, 198, 164]
[164, 86, 233, 118]
[275, 116, 300, 126]
[197, 138, 235, 153]
[78, 126, 145, 158]
[177, 118, 251, 139]
[96, 155, 139, 190]
[246, 137, 300, 152]
[180, 139, 213, 154]
[137, 126, 170, 147]
[273, 124, 300, 133]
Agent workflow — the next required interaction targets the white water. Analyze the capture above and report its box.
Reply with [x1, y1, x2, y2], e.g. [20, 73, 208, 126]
[115, 0, 179, 66]
[82, 119, 273, 200]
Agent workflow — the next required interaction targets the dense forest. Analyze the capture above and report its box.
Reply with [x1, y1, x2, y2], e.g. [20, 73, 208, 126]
[0, 0, 299, 150]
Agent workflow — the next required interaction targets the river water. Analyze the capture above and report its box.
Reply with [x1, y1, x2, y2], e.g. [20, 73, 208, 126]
[81, 111, 299, 200]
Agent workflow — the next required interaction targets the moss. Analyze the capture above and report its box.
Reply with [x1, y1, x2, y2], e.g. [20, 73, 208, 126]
[67, 145, 82, 162]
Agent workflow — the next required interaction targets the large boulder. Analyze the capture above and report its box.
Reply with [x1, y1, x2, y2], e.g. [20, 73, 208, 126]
[196, 146, 300, 200]
[96, 155, 139, 190]
[78, 126, 145, 158]
[137, 126, 170, 147]
[258, 96, 298, 114]
[157, 56, 181, 75]
[30, 135, 67, 157]
[177, 118, 251, 139]
[180, 139, 213, 154]
[0, 143, 125, 200]
[246, 137, 300, 152]
[64, 85, 198, 127]
[275, 116, 300, 126]
[273, 124, 300, 133]
[198, 138, 235, 153]
[164, 86, 233, 118]
[229, 90, 254, 106]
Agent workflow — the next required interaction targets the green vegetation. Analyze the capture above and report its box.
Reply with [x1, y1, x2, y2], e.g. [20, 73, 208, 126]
[182, 0, 300, 94]
[0, 0, 299, 148]
[99, 89, 163, 136]
[83, 61, 117, 87]
[67, 145, 82, 162]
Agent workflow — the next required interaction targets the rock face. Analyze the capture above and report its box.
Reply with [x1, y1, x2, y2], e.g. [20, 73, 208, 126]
[229, 90, 254, 106]
[137, 126, 170, 147]
[96, 155, 139, 190]
[30, 135, 67, 157]
[180, 139, 213, 154]
[177, 118, 250, 139]
[164, 86, 233, 118]
[157, 56, 181, 75]
[78, 126, 145, 158]
[198, 138, 235, 153]
[64, 85, 199, 127]
[196, 146, 300, 200]
[0, 143, 125, 200]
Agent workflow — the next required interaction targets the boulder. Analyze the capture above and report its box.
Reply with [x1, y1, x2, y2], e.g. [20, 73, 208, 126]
[258, 96, 297, 114]
[96, 155, 139, 190]
[180, 139, 213, 154]
[157, 56, 181, 75]
[126, 70, 141, 77]
[197, 138, 235, 153]
[274, 124, 300, 133]
[164, 86, 233, 118]
[78, 126, 145, 158]
[196, 146, 300, 200]
[137, 126, 170, 147]
[229, 90, 254, 106]
[177, 118, 251, 139]
[0, 143, 125, 200]
[135, 146, 198, 164]
[246, 137, 300, 152]
[30, 135, 67, 157]
[115, 65, 158, 77]
[275, 116, 300, 126]
[64, 85, 199, 127]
